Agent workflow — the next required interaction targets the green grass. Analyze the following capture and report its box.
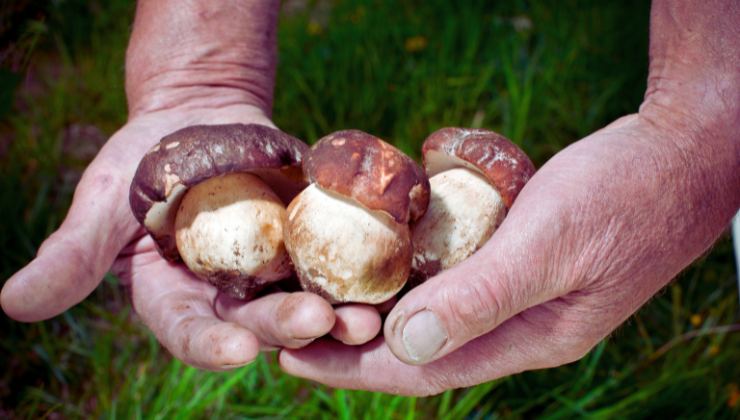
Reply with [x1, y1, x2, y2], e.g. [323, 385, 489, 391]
[1, 0, 739, 418]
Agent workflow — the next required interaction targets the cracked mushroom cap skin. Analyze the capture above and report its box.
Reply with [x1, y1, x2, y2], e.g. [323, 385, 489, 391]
[421, 127, 535, 209]
[411, 127, 536, 280]
[129, 123, 308, 262]
[303, 130, 430, 224]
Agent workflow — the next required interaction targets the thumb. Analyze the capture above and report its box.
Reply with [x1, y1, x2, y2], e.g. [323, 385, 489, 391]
[384, 210, 568, 365]
[1, 162, 138, 322]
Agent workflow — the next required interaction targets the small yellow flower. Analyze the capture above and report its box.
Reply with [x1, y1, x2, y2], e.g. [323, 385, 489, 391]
[404, 36, 428, 53]
[307, 21, 323, 36]
[690, 314, 702, 327]
[708, 345, 720, 356]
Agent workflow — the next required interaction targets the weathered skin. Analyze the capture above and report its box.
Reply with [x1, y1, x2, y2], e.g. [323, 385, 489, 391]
[279, 0, 740, 396]
[4, 0, 737, 384]
[285, 184, 412, 304]
[2, 0, 372, 370]
[175, 173, 291, 299]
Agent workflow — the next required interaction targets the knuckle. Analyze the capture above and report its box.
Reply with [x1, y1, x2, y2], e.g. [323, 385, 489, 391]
[553, 336, 597, 365]
[416, 383, 446, 397]
[417, 363, 478, 396]
[77, 170, 121, 197]
[411, 372, 449, 397]
[441, 274, 511, 337]
[156, 325, 195, 367]
[546, 321, 602, 366]
[169, 315, 198, 358]
[517, 302, 600, 368]
[275, 293, 307, 328]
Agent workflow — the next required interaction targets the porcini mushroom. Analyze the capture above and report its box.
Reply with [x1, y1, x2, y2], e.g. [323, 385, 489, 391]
[284, 130, 430, 304]
[411, 127, 535, 280]
[129, 124, 308, 299]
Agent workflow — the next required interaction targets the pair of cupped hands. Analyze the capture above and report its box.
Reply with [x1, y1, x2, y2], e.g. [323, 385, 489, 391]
[1, 74, 734, 394]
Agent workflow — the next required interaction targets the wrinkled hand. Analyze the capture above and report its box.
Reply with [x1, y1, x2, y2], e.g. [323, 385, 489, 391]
[0, 104, 381, 369]
[2, 0, 385, 369]
[279, 112, 739, 394]
[280, 0, 739, 394]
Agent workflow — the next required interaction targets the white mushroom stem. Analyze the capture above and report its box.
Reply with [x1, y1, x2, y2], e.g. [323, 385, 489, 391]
[285, 184, 411, 304]
[411, 167, 506, 275]
[175, 172, 291, 285]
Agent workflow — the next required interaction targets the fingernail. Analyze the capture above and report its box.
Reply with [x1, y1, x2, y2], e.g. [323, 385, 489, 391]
[401, 310, 447, 363]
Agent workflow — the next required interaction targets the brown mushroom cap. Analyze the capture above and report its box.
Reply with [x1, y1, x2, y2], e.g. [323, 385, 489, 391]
[303, 130, 430, 224]
[129, 124, 308, 261]
[422, 127, 535, 208]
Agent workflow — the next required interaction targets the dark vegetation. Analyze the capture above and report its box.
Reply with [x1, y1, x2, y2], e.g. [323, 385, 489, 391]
[1, 0, 738, 417]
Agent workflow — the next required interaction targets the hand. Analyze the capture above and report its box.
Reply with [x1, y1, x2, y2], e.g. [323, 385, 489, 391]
[1, 0, 382, 369]
[279, 111, 738, 394]
[0, 103, 381, 369]
[278, 0, 739, 395]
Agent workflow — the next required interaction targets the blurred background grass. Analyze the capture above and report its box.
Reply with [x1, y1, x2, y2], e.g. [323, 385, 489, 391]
[1, 0, 739, 418]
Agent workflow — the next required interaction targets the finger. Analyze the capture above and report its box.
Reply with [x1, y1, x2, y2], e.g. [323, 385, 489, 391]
[1, 162, 139, 322]
[383, 193, 573, 365]
[215, 291, 335, 350]
[330, 304, 382, 345]
[130, 252, 259, 369]
[281, 299, 598, 396]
